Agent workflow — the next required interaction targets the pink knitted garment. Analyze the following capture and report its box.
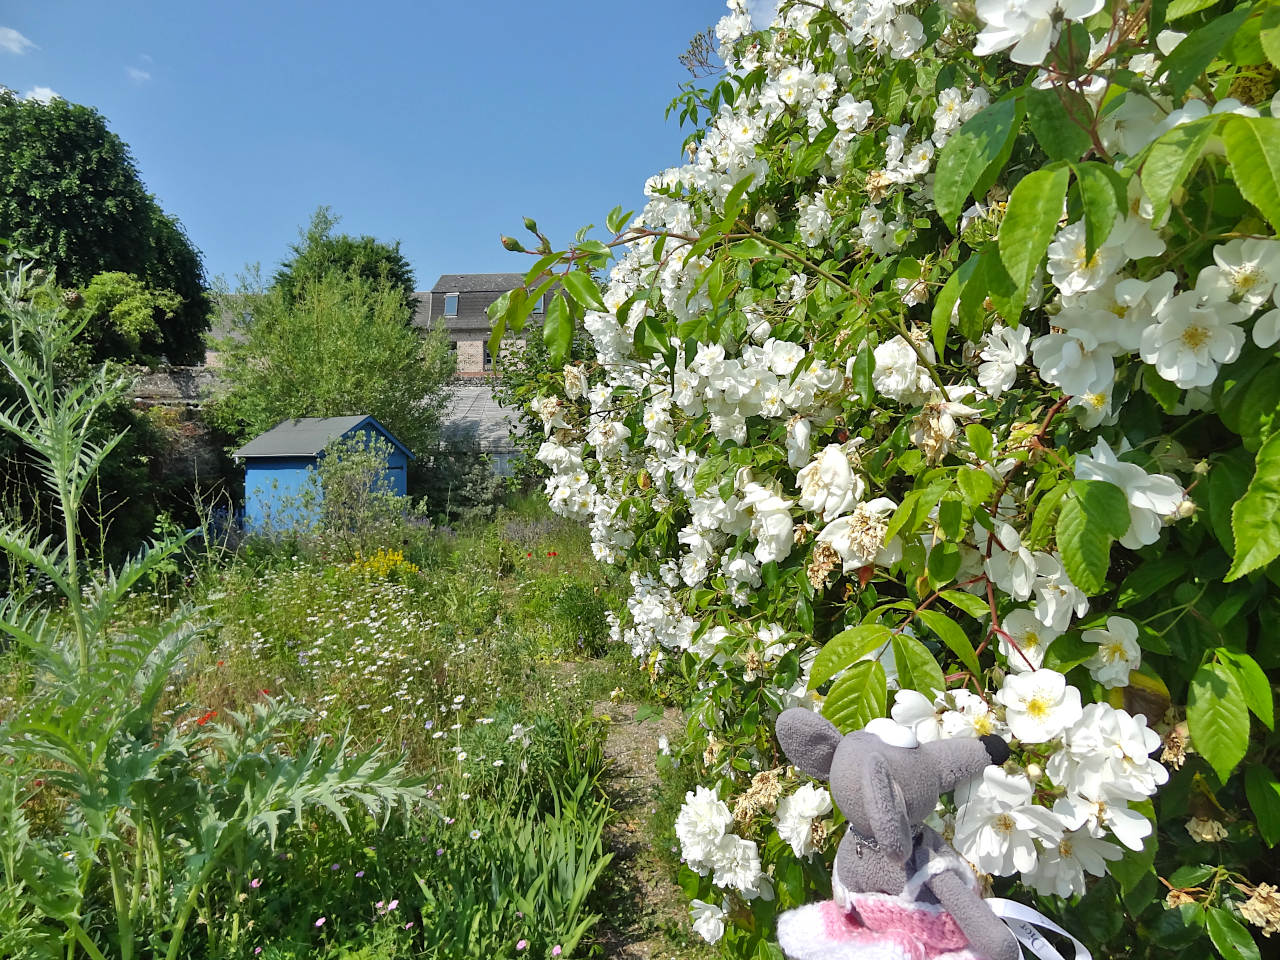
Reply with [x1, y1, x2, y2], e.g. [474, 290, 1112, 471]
[778, 898, 980, 960]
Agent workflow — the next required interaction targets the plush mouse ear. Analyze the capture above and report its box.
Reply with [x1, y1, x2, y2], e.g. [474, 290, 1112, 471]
[776, 708, 843, 781]
[920, 736, 1004, 792]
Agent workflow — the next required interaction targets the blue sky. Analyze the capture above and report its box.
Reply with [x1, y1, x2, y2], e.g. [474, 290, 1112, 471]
[1, 1, 756, 290]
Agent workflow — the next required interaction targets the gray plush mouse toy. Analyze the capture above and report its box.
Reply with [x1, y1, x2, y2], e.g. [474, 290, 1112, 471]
[774, 707, 1020, 960]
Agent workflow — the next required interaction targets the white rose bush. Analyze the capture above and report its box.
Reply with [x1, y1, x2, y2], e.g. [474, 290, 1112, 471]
[492, 2, 1280, 956]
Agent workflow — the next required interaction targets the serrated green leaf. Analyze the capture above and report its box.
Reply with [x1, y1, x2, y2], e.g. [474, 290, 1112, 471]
[917, 608, 981, 678]
[935, 98, 1020, 230]
[1227, 432, 1280, 580]
[1244, 764, 1280, 846]
[1161, 5, 1254, 97]
[1187, 662, 1250, 781]
[1056, 480, 1129, 594]
[1168, 864, 1215, 887]
[1223, 116, 1280, 229]
[1141, 116, 1217, 225]
[927, 540, 962, 586]
[542, 293, 572, 365]
[891, 633, 946, 696]
[809, 624, 893, 690]
[1207, 907, 1262, 960]
[823, 661, 887, 734]
[561, 269, 606, 312]
[997, 165, 1070, 311]
[1219, 649, 1274, 729]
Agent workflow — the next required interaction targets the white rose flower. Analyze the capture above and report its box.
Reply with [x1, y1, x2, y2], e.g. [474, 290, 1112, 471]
[978, 323, 1031, 398]
[1021, 828, 1122, 898]
[1082, 616, 1141, 688]
[690, 899, 726, 944]
[796, 444, 866, 522]
[998, 608, 1060, 672]
[994, 669, 1082, 743]
[675, 786, 732, 873]
[1139, 291, 1248, 389]
[1074, 438, 1185, 549]
[774, 783, 833, 858]
[816, 497, 901, 572]
[954, 767, 1063, 876]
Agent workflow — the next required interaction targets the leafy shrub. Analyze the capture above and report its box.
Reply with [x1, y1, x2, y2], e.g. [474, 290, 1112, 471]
[507, 1, 1280, 957]
[0, 263, 423, 960]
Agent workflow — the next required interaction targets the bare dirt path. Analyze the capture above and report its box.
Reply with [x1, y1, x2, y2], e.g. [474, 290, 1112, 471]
[590, 699, 713, 960]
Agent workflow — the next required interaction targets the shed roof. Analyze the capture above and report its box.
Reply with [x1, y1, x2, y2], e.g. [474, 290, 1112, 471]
[233, 415, 414, 460]
[428, 273, 527, 294]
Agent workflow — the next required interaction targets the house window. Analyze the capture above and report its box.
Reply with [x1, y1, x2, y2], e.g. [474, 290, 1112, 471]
[444, 293, 459, 317]
[483, 344, 494, 371]
[531, 295, 544, 314]
[448, 340, 458, 357]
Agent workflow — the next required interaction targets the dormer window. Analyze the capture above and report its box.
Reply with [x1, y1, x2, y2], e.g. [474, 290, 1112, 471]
[444, 293, 459, 317]
[532, 295, 544, 314]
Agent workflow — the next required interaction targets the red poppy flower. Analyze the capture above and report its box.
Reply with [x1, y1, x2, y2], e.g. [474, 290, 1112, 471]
[547, 551, 557, 557]
[197, 710, 218, 726]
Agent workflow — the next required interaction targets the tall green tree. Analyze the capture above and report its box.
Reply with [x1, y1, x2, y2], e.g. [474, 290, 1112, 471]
[273, 207, 418, 319]
[208, 266, 453, 460]
[0, 89, 209, 363]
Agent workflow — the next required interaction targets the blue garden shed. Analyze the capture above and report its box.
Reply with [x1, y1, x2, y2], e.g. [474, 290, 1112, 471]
[233, 415, 413, 533]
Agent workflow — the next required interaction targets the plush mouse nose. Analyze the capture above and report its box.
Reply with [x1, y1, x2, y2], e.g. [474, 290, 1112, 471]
[981, 734, 1010, 765]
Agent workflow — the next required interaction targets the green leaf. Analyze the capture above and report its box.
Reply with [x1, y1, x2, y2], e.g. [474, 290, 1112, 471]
[931, 254, 979, 356]
[1026, 87, 1092, 162]
[1207, 907, 1262, 960]
[1118, 556, 1191, 608]
[1055, 480, 1130, 595]
[1141, 116, 1217, 225]
[1161, 5, 1255, 97]
[997, 165, 1070, 311]
[809, 624, 894, 690]
[940, 589, 991, 620]
[1145, 364, 1183, 412]
[720, 172, 757, 226]
[542, 293, 572, 366]
[916, 609, 981, 678]
[1072, 162, 1122, 258]
[927, 540, 962, 586]
[822, 661, 887, 734]
[1244, 765, 1280, 846]
[852, 343, 874, 405]
[1109, 823, 1157, 895]
[891, 633, 947, 696]
[965, 424, 994, 462]
[1168, 864, 1215, 887]
[957, 465, 995, 506]
[1227, 432, 1280, 580]
[1218, 649, 1274, 729]
[1187, 662, 1251, 781]
[1166, 0, 1220, 18]
[1222, 116, 1280, 229]
[1209, 449, 1254, 553]
[561, 270, 606, 312]
[935, 98, 1020, 230]
[728, 238, 772, 259]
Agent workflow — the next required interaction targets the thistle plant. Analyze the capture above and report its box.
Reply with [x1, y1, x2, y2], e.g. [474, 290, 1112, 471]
[0, 262, 425, 960]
